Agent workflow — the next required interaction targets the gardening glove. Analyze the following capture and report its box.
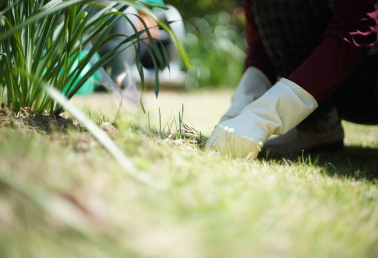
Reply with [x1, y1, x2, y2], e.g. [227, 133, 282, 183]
[205, 78, 318, 159]
[220, 67, 272, 123]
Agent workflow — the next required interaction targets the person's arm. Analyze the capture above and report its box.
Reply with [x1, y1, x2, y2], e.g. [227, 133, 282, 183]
[243, 0, 277, 85]
[206, 0, 378, 159]
[289, 0, 378, 101]
[218, 0, 276, 123]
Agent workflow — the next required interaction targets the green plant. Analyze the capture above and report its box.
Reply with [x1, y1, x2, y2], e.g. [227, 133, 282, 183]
[0, 0, 191, 115]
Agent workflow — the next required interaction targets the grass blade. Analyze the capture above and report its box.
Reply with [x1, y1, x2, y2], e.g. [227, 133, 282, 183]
[44, 85, 164, 190]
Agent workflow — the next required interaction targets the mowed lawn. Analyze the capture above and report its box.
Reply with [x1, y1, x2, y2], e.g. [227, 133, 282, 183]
[1, 89, 378, 258]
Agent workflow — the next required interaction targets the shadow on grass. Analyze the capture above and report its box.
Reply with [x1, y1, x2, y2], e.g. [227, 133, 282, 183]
[258, 146, 378, 181]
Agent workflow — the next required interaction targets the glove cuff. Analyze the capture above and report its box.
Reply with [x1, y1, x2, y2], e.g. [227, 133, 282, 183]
[220, 67, 272, 123]
[280, 78, 317, 109]
[242, 77, 318, 137]
[246, 67, 272, 88]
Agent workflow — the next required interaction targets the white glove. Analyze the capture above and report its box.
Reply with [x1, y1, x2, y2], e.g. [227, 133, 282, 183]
[220, 67, 272, 123]
[205, 78, 318, 159]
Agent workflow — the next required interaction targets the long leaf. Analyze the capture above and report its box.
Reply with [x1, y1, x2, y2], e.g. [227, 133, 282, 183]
[0, 0, 86, 43]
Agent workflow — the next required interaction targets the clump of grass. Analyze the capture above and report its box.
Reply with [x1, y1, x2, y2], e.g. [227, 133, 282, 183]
[180, 121, 208, 148]
[146, 104, 207, 148]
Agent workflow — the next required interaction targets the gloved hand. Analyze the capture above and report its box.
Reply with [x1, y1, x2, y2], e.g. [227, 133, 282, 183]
[220, 67, 271, 123]
[205, 78, 318, 159]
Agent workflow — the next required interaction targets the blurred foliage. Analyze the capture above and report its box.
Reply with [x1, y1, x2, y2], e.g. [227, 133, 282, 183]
[166, 0, 247, 89]
[184, 11, 246, 89]
[165, 0, 242, 19]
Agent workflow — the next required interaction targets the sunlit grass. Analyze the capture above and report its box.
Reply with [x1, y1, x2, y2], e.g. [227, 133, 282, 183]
[1, 91, 378, 257]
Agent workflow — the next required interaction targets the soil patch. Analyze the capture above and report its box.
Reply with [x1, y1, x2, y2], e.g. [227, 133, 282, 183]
[0, 106, 81, 135]
[0, 106, 119, 152]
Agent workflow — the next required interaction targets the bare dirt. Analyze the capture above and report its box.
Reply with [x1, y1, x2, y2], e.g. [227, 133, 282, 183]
[0, 106, 81, 134]
[0, 106, 118, 152]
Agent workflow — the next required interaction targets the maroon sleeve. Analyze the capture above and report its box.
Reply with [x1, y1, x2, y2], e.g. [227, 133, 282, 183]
[288, 0, 378, 101]
[243, 0, 277, 85]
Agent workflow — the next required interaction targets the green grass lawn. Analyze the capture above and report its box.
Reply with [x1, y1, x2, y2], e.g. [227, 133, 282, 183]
[1, 90, 378, 258]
